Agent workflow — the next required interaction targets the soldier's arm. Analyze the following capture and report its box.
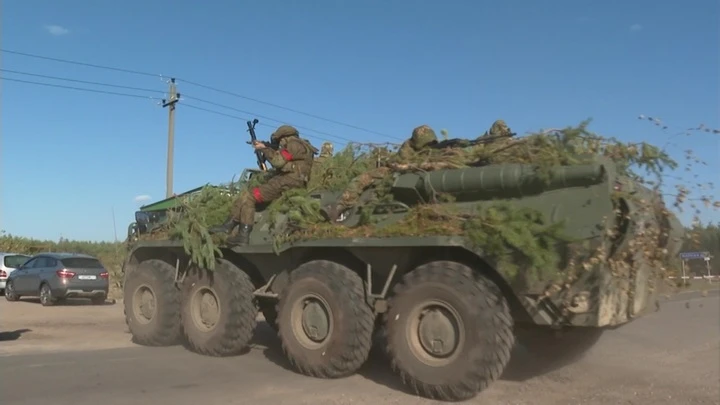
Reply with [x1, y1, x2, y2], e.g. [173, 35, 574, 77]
[263, 139, 305, 168]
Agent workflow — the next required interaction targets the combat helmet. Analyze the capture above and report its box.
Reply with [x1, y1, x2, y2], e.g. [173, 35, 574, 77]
[409, 125, 438, 150]
[487, 120, 511, 137]
[270, 125, 300, 144]
[319, 141, 334, 157]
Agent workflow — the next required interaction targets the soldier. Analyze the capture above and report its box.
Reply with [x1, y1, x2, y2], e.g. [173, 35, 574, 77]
[319, 125, 438, 222]
[209, 125, 317, 245]
[478, 119, 513, 139]
[318, 142, 334, 159]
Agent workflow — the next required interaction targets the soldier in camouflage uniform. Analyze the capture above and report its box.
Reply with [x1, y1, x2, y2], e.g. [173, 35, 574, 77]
[478, 119, 513, 139]
[319, 125, 438, 222]
[317, 142, 334, 160]
[210, 125, 317, 245]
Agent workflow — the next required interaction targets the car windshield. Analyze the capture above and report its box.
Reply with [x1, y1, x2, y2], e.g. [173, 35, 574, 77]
[3, 255, 30, 268]
[61, 258, 104, 269]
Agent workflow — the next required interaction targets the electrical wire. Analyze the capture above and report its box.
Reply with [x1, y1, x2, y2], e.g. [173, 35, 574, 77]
[182, 95, 367, 144]
[1, 48, 401, 140]
[0, 68, 165, 95]
[182, 104, 350, 146]
[0, 75, 356, 145]
[0, 76, 161, 100]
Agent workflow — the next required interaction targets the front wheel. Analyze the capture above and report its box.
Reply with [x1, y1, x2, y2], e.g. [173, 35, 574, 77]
[384, 260, 514, 402]
[123, 259, 182, 346]
[277, 260, 375, 378]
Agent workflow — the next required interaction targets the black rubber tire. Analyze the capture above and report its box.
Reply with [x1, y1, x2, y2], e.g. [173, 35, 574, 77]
[123, 259, 182, 346]
[277, 260, 375, 378]
[384, 260, 515, 402]
[180, 259, 258, 357]
[4, 280, 20, 301]
[39, 283, 55, 307]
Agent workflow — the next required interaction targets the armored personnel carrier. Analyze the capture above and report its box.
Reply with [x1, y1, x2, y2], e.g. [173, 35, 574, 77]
[122, 153, 683, 401]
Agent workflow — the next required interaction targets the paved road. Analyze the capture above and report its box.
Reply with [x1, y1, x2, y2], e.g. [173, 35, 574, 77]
[1, 290, 718, 405]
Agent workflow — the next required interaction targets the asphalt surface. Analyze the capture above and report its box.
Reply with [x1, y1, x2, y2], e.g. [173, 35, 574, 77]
[1, 289, 718, 405]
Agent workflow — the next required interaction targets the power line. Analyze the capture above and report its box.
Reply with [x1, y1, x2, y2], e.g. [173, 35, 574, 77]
[1, 49, 160, 78]
[180, 79, 400, 139]
[0, 76, 160, 100]
[182, 104, 350, 146]
[0, 70, 362, 145]
[0, 68, 164, 94]
[1, 48, 400, 140]
[0, 74, 354, 145]
[183, 95, 364, 144]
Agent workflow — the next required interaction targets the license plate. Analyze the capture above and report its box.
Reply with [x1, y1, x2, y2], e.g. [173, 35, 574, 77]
[78, 275, 97, 280]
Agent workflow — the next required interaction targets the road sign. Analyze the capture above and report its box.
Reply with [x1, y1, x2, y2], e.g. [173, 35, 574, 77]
[679, 251, 710, 260]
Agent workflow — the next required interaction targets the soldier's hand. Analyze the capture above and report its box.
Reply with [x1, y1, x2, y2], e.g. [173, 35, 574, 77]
[252, 141, 266, 150]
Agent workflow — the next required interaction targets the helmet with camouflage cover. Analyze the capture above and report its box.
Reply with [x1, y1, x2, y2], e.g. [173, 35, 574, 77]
[270, 125, 299, 144]
[487, 120, 511, 137]
[319, 141, 334, 158]
[409, 125, 438, 150]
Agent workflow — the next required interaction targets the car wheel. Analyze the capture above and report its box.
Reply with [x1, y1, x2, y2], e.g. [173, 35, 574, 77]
[4, 280, 20, 302]
[40, 283, 56, 307]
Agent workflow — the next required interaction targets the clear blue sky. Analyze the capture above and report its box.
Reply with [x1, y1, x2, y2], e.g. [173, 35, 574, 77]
[1, 0, 718, 242]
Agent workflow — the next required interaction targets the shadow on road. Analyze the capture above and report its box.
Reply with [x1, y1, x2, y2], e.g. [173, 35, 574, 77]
[14, 297, 116, 306]
[0, 328, 32, 341]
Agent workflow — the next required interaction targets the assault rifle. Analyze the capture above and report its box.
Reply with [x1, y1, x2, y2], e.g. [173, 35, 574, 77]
[427, 131, 516, 150]
[245, 118, 279, 171]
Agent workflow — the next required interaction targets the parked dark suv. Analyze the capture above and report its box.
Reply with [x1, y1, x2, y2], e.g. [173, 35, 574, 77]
[4, 252, 109, 306]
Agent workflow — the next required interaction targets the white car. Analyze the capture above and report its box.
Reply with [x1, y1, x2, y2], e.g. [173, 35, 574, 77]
[0, 252, 31, 293]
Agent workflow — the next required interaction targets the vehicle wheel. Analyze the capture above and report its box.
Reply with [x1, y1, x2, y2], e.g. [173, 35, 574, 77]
[4, 281, 20, 302]
[180, 259, 258, 356]
[91, 294, 107, 305]
[384, 260, 514, 402]
[39, 283, 56, 307]
[277, 260, 375, 378]
[124, 259, 182, 346]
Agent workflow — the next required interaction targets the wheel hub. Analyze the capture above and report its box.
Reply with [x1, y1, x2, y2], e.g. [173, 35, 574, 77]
[132, 285, 157, 324]
[301, 300, 330, 342]
[417, 307, 458, 357]
[191, 287, 221, 332]
[291, 294, 333, 349]
[408, 300, 465, 366]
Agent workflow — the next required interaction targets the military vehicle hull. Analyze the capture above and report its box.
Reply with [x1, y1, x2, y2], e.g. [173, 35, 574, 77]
[121, 158, 683, 402]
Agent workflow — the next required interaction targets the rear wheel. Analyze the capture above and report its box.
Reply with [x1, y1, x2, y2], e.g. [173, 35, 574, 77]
[277, 260, 375, 378]
[180, 259, 258, 356]
[39, 283, 56, 307]
[124, 259, 182, 346]
[384, 261, 514, 402]
[4, 280, 20, 301]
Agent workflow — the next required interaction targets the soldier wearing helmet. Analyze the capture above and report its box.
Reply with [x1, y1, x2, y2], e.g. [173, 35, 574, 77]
[319, 124, 438, 222]
[478, 119, 513, 139]
[210, 124, 318, 245]
[317, 142, 334, 160]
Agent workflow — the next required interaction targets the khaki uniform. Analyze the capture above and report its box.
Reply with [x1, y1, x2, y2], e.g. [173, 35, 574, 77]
[321, 125, 437, 221]
[210, 125, 316, 244]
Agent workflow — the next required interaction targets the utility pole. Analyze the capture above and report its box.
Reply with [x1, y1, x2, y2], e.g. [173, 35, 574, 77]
[162, 78, 180, 198]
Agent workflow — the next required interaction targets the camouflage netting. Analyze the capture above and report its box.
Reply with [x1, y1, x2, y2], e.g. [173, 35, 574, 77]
[136, 118, 719, 295]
